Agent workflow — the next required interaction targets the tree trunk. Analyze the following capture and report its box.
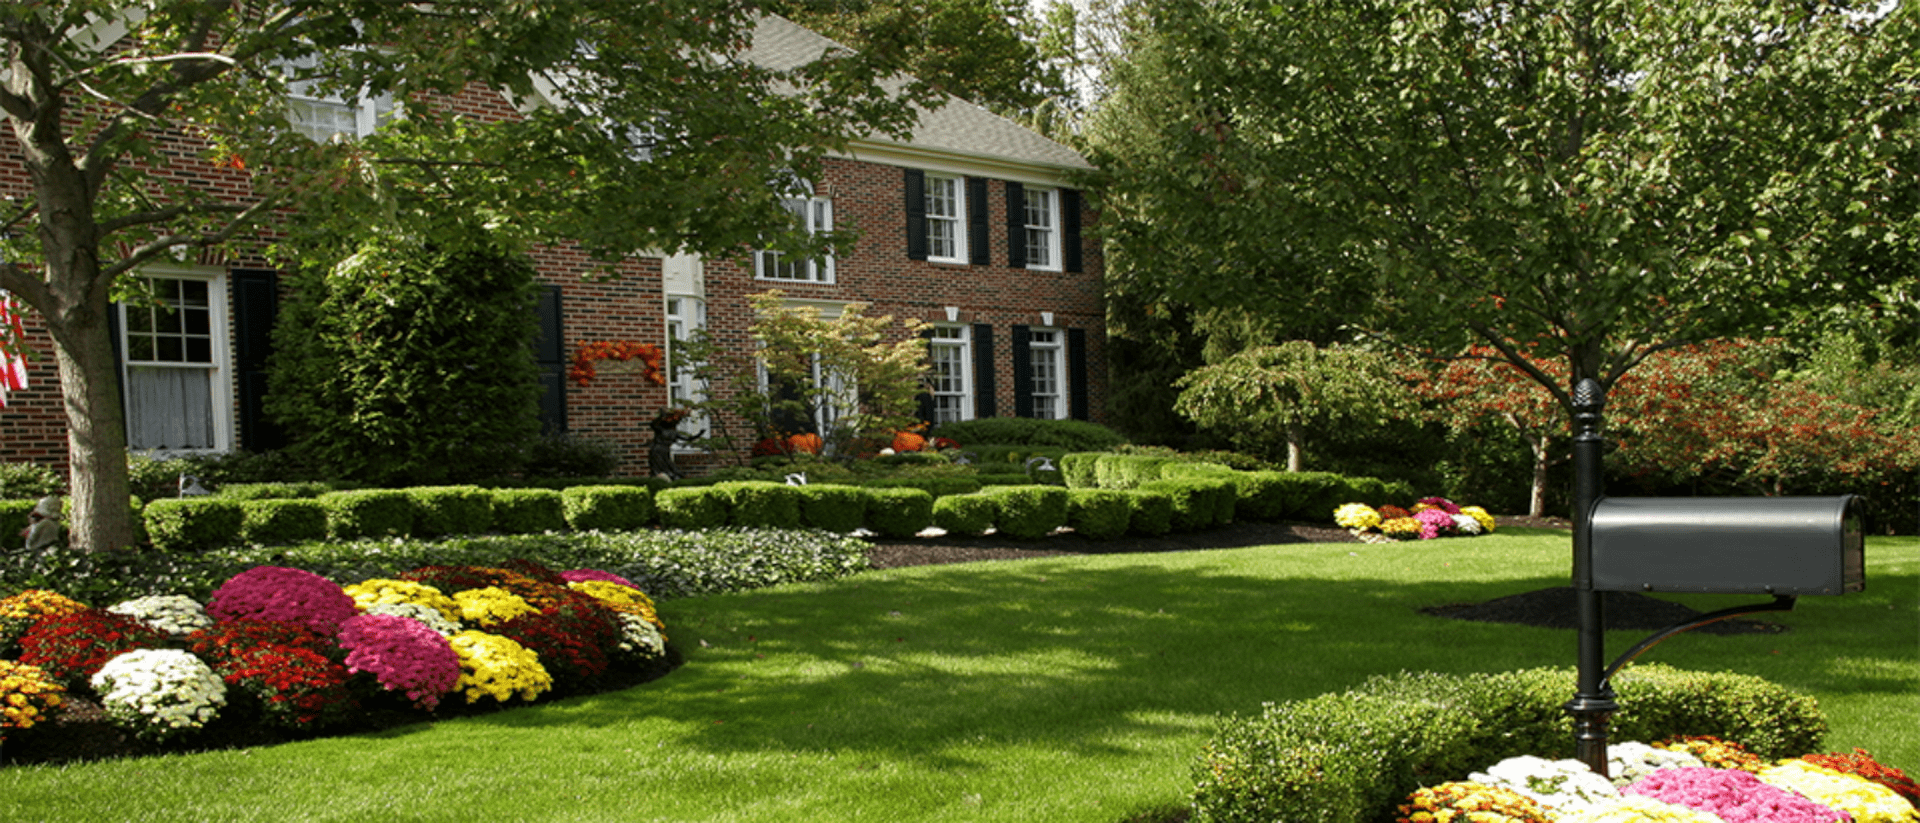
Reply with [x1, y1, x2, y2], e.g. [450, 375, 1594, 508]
[1529, 431, 1550, 518]
[1285, 422, 1304, 472]
[45, 305, 138, 552]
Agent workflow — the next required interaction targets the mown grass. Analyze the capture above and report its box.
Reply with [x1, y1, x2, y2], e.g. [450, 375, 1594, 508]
[1, 530, 1912, 823]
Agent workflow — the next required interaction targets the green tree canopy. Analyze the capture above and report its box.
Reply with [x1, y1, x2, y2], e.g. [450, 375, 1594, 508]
[1174, 340, 1412, 471]
[1090, 0, 1919, 412]
[1, 1, 921, 550]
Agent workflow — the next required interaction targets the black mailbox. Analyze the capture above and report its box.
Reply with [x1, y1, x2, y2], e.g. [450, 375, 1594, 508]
[1590, 495, 1865, 595]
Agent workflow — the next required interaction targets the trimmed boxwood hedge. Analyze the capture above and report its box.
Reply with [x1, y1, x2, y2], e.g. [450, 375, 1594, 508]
[1126, 489, 1175, 536]
[560, 485, 655, 532]
[979, 485, 1069, 539]
[932, 493, 996, 536]
[864, 487, 934, 538]
[407, 485, 494, 537]
[1066, 488, 1131, 539]
[1138, 478, 1235, 532]
[490, 488, 567, 534]
[654, 486, 729, 530]
[1190, 664, 1828, 823]
[143, 497, 244, 552]
[238, 499, 329, 546]
[795, 484, 867, 533]
[0, 499, 34, 547]
[718, 481, 804, 529]
[320, 489, 415, 540]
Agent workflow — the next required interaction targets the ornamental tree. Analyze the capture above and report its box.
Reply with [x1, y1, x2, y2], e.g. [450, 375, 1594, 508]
[1089, 0, 1918, 423]
[0, 2, 921, 551]
[1173, 340, 1412, 471]
[1411, 346, 1568, 517]
[744, 289, 930, 459]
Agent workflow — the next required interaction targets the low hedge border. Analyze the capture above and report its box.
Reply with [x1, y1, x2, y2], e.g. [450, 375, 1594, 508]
[1190, 664, 1828, 823]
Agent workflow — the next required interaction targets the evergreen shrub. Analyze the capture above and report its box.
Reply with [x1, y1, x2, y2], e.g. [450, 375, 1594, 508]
[863, 487, 934, 538]
[718, 482, 803, 529]
[0, 499, 35, 545]
[1059, 452, 1101, 489]
[490, 488, 567, 534]
[143, 498, 244, 552]
[861, 476, 982, 497]
[1224, 471, 1293, 521]
[407, 486, 494, 537]
[654, 487, 729, 530]
[216, 482, 333, 500]
[1066, 488, 1131, 539]
[560, 485, 655, 532]
[1139, 478, 1235, 531]
[795, 485, 866, 533]
[238, 499, 329, 546]
[1096, 454, 1175, 490]
[0, 462, 63, 498]
[930, 417, 1127, 450]
[319, 489, 415, 540]
[932, 494, 997, 536]
[980, 485, 1069, 539]
[1126, 490, 1174, 536]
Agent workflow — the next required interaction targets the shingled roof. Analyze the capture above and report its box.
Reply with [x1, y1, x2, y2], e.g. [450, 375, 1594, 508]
[742, 13, 1093, 173]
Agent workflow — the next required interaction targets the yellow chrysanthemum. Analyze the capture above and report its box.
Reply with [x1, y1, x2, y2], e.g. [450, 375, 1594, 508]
[344, 579, 461, 623]
[449, 630, 551, 704]
[1759, 760, 1918, 823]
[568, 581, 663, 630]
[452, 587, 539, 628]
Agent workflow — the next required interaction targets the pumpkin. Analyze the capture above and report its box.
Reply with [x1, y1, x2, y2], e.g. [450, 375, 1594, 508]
[786, 433, 823, 455]
[890, 431, 927, 453]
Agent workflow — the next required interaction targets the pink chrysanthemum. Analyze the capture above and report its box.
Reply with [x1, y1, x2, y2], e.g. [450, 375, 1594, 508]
[335, 613, 461, 710]
[1625, 766, 1848, 823]
[559, 569, 641, 589]
[207, 566, 359, 636]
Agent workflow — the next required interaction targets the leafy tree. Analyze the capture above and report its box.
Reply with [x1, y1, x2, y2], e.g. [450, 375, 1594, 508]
[0, 2, 919, 550]
[1412, 346, 1569, 517]
[265, 232, 541, 486]
[1173, 340, 1412, 471]
[1089, 0, 1918, 421]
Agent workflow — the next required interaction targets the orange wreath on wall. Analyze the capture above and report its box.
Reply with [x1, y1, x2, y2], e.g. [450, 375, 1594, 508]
[569, 341, 666, 387]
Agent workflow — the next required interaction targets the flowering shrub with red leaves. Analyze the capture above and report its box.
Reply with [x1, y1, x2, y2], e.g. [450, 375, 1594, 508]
[335, 613, 461, 710]
[215, 644, 357, 730]
[18, 608, 166, 687]
[569, 340, 665, 387]
[187, 618, 335, 661]
[206, 566, 359, 636]
[1801, 749, 1920, 807]
[494, 609, 610, 690]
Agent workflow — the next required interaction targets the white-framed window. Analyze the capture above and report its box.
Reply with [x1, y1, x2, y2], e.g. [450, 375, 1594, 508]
[756, 196, 835, 283]
[1027, 328, 1066, 420]
[924, 174, 967, 263]
[664, 295, 708, 441]
[928, 325, 971, 423]
[758, 352, 855, 438]
[119, 269, 233, 453]
[284, 56, 395, 142]
[1023, 187, 1062, 270]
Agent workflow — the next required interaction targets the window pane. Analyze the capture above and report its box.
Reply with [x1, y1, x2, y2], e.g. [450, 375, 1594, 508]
[126, 306, 153, 333]
[184, 308, 210, 336]
[157, 336, 184, 362]
[186, 337, 213, 363]
[127, 335, 154, 361]
[154, 308, 183, 334]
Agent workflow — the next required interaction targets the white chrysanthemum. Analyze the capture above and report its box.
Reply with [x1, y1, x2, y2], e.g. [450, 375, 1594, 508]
[90, 649, 226, 740]
[107, 595, 215, 637]
[1471, 754, 1622, 816]
[363, 601, 461, 636]
[1608, 741, 1704, 787]
[1451, 513, 1484, 535]
[613, 613, 667, 661]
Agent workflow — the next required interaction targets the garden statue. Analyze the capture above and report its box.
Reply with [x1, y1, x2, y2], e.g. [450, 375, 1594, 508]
[21, 495, 63, 553]
[647, 408, 703, 480]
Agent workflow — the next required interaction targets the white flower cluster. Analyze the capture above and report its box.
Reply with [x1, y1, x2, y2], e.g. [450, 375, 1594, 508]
[1471, 754, 1622, 816]
[90, 649, 227, 740]
[1607, 741, 1704, 787]
[613, 613, 666, 660]
[107, 595, 215, 637]
[1450, 513, 1483, 535]
[364, 601, 461, 636]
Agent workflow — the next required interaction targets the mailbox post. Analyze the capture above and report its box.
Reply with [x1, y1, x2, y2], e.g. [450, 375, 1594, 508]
[1563, 379, 1868, 776]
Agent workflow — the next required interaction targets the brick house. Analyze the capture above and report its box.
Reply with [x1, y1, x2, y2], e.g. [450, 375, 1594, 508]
[0, 15, 1103, 477]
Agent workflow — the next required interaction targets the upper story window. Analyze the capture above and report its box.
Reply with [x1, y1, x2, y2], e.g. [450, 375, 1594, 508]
[1026, 327, 1066, 420]
[923, 174, 966, 263]
[756, 196, 835, 283]
[284, 55, 394, 142]
[119, 271, 233, 452]
[927, 325, 971, 424]
[1023, 188, 1062, 271]
[664, 295, 709, 440]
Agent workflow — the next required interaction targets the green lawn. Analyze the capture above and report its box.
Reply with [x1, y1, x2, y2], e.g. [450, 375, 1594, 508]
[3, 530, 1913, 823]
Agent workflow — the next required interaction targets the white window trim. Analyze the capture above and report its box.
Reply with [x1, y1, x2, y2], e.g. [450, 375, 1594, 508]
[1028, 327, 1067, 421]
[1024, 187, 1063, 272]
[755, 195, 836, 284]
[664, 295, 709, 449]
[928, 325, 972, 424]
[283, 54, 395, 142]
[924, 173, 968, 264]
[119, 266, 234, 455]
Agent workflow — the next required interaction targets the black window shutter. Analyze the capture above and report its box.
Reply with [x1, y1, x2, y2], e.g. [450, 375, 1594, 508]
[971, 323, 996, 419]
[531, 285, 567, 436]
[905, 169, 927, 261]
[1004, 181, 1026, 269]
[231, 269, 285, 451]
[1011, 324, 1033, 418]
[1067, 327, 1089, 422]
[915, 327, 936, 425]
[967, 177, 990, 266]
[1062, 188, 1083, 273]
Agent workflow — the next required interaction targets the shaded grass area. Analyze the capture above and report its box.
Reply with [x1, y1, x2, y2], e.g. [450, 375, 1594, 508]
[1, 531, 1912, 822]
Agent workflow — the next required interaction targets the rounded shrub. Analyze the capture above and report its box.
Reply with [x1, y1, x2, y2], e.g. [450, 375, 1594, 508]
[932, 494, 997, 536]
[1126, 490, 1174, 536]
[795, 484, 867, 533]
[407, 485, 495, 537]
[0, 499, 36, 546]
[1139, 478, 1235, 532]
[143, 498, 244, 552]
[717, 481, 803, 529]
[654, 487, 729, 530]
[860, 476, 983, 498]
[980, 485, 1069, 539]
[1066, 488, 1132, 539]
[1058, 452, 1102, 489]
[1222, 471, 1291, 522]
[929, 417, 1127, 450]
[238, 499, 329, 546]
[863, 487, 934, 538]
[1096, 454, 1175, 490]
[560, 485, 655, 532]
[491, 488, 566, 534]
[319, 489, 415, 540]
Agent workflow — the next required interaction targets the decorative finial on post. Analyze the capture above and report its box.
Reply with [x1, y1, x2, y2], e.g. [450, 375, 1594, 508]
[1567, 375, 1617, 776]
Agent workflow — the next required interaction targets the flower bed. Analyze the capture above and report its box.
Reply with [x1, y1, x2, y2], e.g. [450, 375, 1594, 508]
[1395, 738, 1920, 823]
[1335, 496, 1498, 542]
[0, 558, 676, 763]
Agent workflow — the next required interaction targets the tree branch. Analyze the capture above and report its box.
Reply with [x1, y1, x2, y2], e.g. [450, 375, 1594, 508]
[100, 195, 285, 281]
